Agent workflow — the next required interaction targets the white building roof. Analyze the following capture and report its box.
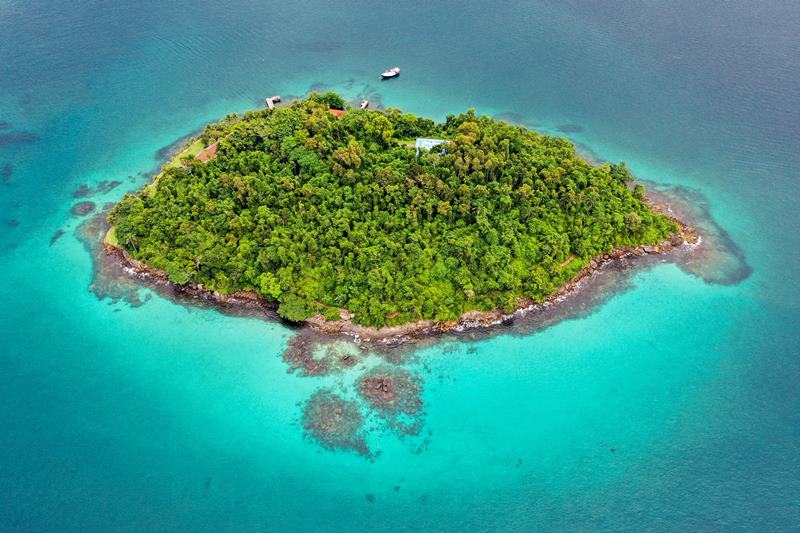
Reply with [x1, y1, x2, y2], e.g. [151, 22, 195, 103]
[415, 138, 449, 155]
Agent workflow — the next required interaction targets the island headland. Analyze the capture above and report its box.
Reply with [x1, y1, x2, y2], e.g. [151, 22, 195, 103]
[105, 93, 697, 342]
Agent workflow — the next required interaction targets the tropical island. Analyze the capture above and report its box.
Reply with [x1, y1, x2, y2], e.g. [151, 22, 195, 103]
[107, 93, 688, 335]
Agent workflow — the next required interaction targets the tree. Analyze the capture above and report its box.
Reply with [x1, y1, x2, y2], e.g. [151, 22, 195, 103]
[258, 272, 282, 299]
[624, 212, 643, 233]
[277, 294, 313, 322]
[310, 91, 346, 110]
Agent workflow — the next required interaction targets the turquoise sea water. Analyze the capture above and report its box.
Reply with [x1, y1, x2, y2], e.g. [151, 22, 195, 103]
[2, 1, 799, 530]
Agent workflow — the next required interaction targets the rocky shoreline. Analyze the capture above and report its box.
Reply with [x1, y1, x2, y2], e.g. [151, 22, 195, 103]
[103, 201, 698, 344]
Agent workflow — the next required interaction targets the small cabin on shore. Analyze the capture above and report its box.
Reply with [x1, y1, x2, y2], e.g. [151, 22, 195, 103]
[195, 142, 218, 163]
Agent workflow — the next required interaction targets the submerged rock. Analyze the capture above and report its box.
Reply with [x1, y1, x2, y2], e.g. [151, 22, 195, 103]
[358, 366, 423, 417]
[302, 389, 371, 457]
[70, 201, 96, 217]
[646, 184, 752, 285]
[76, 209, 149, 307]
[49, 229, 65, 245]
[556, 123, 584, 134]
[72, 180, 123, 199]
[283, 336, 364, 376]
[1, 163, 13, 184]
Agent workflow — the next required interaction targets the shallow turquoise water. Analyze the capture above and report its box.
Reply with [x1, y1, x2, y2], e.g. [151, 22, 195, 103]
[1, 1, 799, 530]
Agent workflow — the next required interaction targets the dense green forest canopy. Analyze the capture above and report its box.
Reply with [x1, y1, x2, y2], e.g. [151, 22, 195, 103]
[110, 93, 676, 327]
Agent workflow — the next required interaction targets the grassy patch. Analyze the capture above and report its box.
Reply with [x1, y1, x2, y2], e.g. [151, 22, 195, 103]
[164, 139, 204, 170]
[104, 226, 119, 246]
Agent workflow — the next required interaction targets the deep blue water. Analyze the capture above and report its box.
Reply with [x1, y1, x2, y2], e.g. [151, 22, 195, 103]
[1, 1, 799, 531]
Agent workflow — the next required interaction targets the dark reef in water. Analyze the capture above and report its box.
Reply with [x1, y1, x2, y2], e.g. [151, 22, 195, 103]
[78, 207, 151, 307]
[556, 123, 584, 134]
[298, 363, 427, 456]
[358, 366, 423, 418]
[0, 132, 39, 146]
[72, 180, 122, 198]
[283, 336, 364, 376]
[154, 128, 203, 163]
[359, 366, 425, 438]
[0, 122, 12, 131]
[302, 389, 371, 457]
[574, 143, 607, 166]
[2, 163, 13, 184]
[285, 331, 427, 455]
[49, 229, 65, 246]
[493, 112, 529, 126]
[646, 184, 752, 285]
[70, 201, 96, 217]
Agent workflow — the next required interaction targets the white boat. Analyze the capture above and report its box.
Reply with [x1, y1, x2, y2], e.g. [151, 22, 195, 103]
[381, 67, 400, 79]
